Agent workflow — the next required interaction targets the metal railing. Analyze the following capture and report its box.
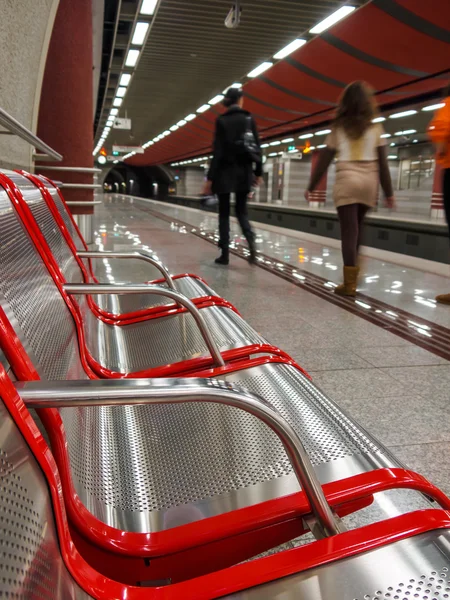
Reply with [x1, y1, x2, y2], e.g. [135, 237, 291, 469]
[0, 107, 62, 162]
[15, 377, 342, 537]
[63, 283, 225, 368]
[77, 250, 177, 290]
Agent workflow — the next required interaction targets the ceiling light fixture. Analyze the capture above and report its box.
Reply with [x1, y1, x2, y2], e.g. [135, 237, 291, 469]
[248, 62, 273, 78]
[113, 97, 123, 107]
[209, 94, 224, 105]
[274, 39, 307, 60]
[372, 117, 386, 123]
[380, 133, 391, 138]
[299, 133, 313, 139]
[110, 108, 119, 116]
[270, 141, 281, 146]
[177, 119, 187, 126]
[388, 155, 398, 159]
[185, 114, 196, 121]
[261, 143, 269, 148]
[389, 110, 417, 119]
[140, 0, 158, 15]
[315, 129, 331, 136]
[132, 22, 149, 45]
[269, 152, 278, 157]
[281, 137, 294, 143]
[309, 6, 356, 34]
[116, 87, 127, 98]
[395, 129, 416, 136]
[119, 73, 132, 87]
[422, 103, 445, 112]
[106, 120, 113, 126]
[170, 125, 179, 131]
[197, 104, 210, 113]
[125, 49, 140, 67]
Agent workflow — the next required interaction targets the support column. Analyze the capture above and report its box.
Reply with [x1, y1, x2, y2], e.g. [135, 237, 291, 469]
[309, 150, 327, 208]
[36, 0, 94, 218]
[431, 162, 444, 219]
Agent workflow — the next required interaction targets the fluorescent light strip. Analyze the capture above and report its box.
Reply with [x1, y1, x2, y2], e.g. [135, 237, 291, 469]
[140, 0, 158, 15]
[317, 144, 326, 149]
[185, 114, 196, 121]
[125, 49, 140, 67]
[197, 104, 210, 113]
[380, 133, 391, 138]
[315, 129, 331, 136]
[110, 108, 119, 116]
[274, 39, 306, 60]
[248, 62, 273, 78]
[389, 110, 417, 119]
[372, 117, 386, 123]
[170, 125, 179, 131]
[281, 138, 294, 143]
[116, 87, 127, 98]
[209, 94, 224, 105]
[261, 143, 269, 148]
[310, 6, 356, 34]
[299, 133, 313, 139]
[270, 141, 281, 146]
[163, 130, 170, 135]
[132, 22, 149, 45]
[394, 129, 416, 136]
[422, 103, 445, 112]
[388, 155, 398, 159]
[119, 73, 132, 87]
[177, 119, 187, 126]
[113, 98, 123, 107]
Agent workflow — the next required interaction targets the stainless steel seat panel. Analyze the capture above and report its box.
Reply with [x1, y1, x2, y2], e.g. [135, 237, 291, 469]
[222, 530, 450, 599]
[0, 399, 91, 599]
[59, 362, 395, 533]
[0, 189, 88, 381]
[83, 305, 267, 373]
[94, 276, 217, 315]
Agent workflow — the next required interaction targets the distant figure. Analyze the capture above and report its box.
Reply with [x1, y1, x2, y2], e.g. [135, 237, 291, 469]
[428, 83, 450, 304]
[306, 81, 395, 296]
[203, 87, 263, 266]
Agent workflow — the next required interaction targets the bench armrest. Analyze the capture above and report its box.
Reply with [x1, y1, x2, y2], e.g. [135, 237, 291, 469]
[15, 377, 342, 538]
[77, 250, 175, 289]
[63, 283, 225, 368]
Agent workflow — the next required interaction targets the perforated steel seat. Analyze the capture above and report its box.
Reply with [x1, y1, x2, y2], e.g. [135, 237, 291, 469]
[0, 174, 278, 377]
[25, 172, 220, 317]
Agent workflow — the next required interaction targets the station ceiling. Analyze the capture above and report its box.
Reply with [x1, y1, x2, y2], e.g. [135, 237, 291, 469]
[97, 0, 450, 166]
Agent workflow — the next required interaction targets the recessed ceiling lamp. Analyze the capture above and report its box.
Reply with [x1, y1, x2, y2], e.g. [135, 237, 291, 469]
[274, 39, 306, 59]
[140, 0, 158, 15]
[132, 22, 149, 45]
[389, 110, 417, 119]
[125, 49, 140, 67]
[372, 117, 386, 123]
[309, 6, 356, 34]
[119, 74, 132, 87]
[209, 94, 224, 105]
[248, 62, 273, 77]
[197, 104, 210, 113]
[422, 103, 445, 112]
[113, 98, 123, 107]
[185, 114, 196, 121]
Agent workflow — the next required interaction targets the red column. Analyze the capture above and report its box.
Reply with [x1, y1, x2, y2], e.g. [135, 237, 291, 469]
[36, 0, 94, 214]
[431, 162, 444, 219]
[309, 150, 327, 206]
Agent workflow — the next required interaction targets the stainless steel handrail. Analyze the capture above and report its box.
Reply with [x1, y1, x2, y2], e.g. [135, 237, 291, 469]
[65, 201, 103, 206]
[63, 283, 225, 367]
[0, 107, 62, 162]
[15, 377, 342, 537]
[36, 167, 101, 173]
[77, 250, 176, 290]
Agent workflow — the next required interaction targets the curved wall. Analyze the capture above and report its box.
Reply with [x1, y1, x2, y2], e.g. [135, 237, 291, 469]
[0, 0, 60, 170]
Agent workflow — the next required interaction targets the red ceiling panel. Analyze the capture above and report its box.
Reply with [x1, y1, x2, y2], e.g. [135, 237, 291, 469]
[129, 0, 450, 167]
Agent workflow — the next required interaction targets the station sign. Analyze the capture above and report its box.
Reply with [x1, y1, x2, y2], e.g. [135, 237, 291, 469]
[113, 118, 132, 130]
[112, 145, 144, 154]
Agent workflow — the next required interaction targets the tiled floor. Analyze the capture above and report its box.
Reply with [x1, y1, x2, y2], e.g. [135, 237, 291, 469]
[93, 195, 450, 497]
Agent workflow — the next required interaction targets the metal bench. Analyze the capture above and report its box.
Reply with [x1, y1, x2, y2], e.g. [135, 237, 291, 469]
[2, 365, 450, 598]
[0, 170, 292, 377]
[25, 170, 222, 319]
[0, 179, 447, 578]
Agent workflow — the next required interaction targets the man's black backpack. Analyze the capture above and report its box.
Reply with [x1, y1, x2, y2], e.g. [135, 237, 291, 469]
[234, 116, 262, 164]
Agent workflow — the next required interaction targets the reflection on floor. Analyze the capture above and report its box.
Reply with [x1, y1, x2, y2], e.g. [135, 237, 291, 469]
[93, 194, 450, 499]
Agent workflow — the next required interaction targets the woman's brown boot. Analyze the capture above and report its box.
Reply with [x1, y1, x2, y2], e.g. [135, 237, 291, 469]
[334, 266, 359, 297]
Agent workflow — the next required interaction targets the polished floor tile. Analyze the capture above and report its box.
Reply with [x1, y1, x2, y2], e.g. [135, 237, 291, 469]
[353, 345, 450, 368]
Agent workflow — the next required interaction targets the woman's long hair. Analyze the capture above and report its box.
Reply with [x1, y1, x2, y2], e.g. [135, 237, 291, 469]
[334, 81, 377, 140]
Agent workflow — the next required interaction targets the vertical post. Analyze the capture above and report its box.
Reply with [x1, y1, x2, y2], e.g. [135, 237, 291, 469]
[36, 0, 94, 219]
[431, 162, 444, 219]
[309, 150, 327, 208]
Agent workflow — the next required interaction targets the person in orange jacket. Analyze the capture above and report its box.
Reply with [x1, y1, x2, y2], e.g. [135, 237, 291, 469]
[428, 83, 450, 304]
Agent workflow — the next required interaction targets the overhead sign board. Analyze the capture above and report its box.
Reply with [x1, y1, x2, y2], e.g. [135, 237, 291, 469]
[112, 145, 144, 154]
[113, 118, 132, 130]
